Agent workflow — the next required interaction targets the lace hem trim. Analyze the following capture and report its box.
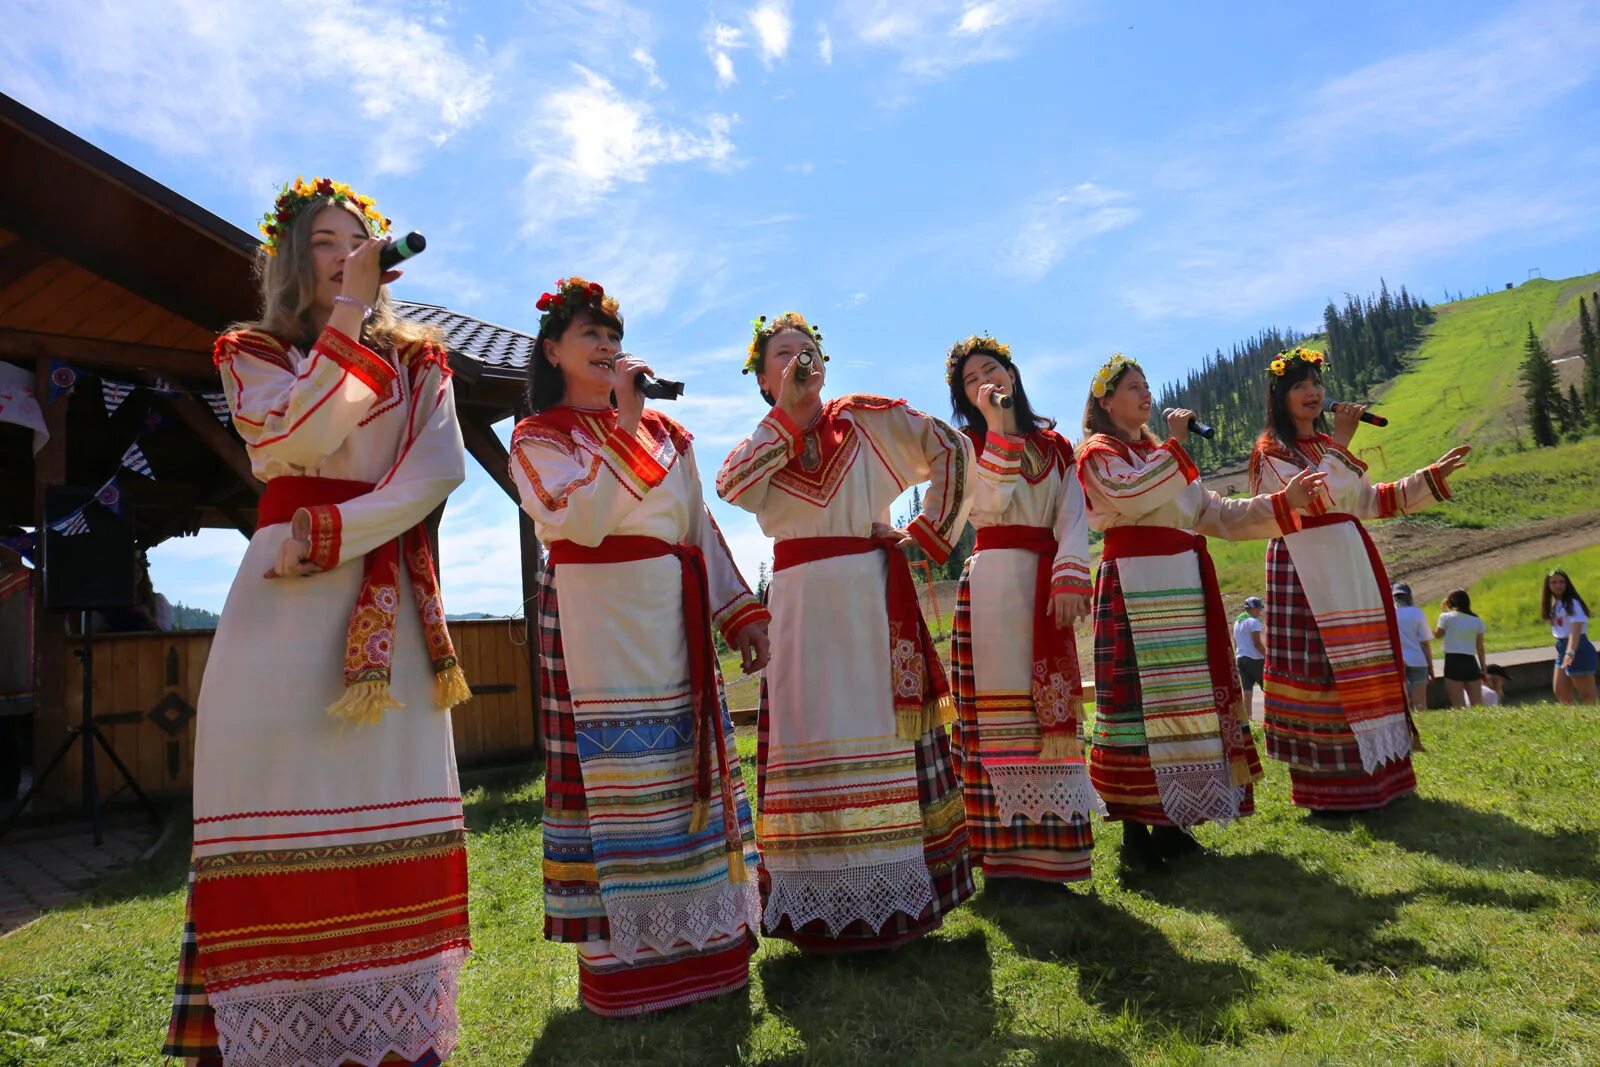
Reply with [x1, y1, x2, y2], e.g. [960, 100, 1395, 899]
[763, 857, 933, 936]
[1153, 763, 1247, 830]
[981, 760, 1108, 824]
[1350, 715, 1413, 774]
[208, 952, 465, 1067]
[603, 876, 762, 965]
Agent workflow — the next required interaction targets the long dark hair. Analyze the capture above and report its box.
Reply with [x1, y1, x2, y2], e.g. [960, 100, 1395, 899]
[1445, 588, 1477, 617]
[1262, 358, 1329, 455]
[947, 350, 1053, 437]
[525, 304, 625, 414]
[1541, 569, 1590, 621]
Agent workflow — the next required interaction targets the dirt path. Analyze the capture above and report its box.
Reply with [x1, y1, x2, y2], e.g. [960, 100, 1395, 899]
[1365, 509, 1600, 604]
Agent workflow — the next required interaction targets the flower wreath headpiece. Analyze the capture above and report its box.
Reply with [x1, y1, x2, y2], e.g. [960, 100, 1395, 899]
[744, 312, 827, 374]
[536, 276, 621, 334]
[1090, 352, 1140, 398]
[944, 334, 1013, 383]
[257, 176, 389, 256]
[1269, 347, 1327, 377]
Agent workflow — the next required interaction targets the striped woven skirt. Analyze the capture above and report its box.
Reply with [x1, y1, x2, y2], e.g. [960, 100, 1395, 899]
[537, 565, 759, 1017]
[1088, 551, 1260, 827]
[950, 552, 1096, 883]
[1263, 538, 1417, 812]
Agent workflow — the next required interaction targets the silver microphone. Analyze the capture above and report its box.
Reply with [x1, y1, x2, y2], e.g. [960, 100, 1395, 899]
[987, 392, 1014, 410]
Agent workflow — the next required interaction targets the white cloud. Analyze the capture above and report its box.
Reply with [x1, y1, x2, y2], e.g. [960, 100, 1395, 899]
[749, 1, 793, 66]
[999, 183, 1140, 280]
[842, 0, 1068, 84]
[817, 21, 834, 64]
[954, 2, 1009, 36]
[521, 66, 736, 233]
[704, 20, 745, 87]
[631, 47, 666, 89]
[713, 50, 738, 88]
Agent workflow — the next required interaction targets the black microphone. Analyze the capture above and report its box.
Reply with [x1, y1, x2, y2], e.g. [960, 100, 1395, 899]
[1323, 398, 1388, 427]
[794, 350, 819, 383]
[378, 231, 426, 271]
[987, 391, 1014, 410]
[1163, 407, 1215, 440]
[617, 352, 685, 401]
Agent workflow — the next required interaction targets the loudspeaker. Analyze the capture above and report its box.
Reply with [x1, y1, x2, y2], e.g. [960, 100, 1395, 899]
[42, 484, 137, 611]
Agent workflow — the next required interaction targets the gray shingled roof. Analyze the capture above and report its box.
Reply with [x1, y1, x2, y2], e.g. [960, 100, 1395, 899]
[395, 301, 534, 375]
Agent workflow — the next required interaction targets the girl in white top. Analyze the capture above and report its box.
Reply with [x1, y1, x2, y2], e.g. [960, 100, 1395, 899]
[1433, 589, 1487, 707]
[1542, 569, 1598, 704]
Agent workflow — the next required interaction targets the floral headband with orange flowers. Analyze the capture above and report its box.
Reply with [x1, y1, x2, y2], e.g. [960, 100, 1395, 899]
[536, 276, 622, 335]
[944, 334, 1013, 383]
[1269, 347, 1327, 376]
[744, 312, 827, 374]
[257, 176, 389, 256]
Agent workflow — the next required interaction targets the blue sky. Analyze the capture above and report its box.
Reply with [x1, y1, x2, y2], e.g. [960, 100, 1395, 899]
[6, 0, 1599, 613]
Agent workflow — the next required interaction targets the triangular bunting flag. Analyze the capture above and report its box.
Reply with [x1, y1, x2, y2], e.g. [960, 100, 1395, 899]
[102, 379, 135, 416]
[205, 391, 231, 424]
[95, 477, 125, 515]
[47, 360, 79, 402]
[50, 508, 90, 536]
[120, 443, 152, 477]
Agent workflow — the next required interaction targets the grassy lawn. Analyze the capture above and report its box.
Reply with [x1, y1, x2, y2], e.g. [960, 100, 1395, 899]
[4, 705, 1599, 1065]
[1419, 543, 1600, 654]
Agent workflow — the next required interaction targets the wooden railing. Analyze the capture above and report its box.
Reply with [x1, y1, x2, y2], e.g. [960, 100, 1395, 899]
[38, 619, 538, 806]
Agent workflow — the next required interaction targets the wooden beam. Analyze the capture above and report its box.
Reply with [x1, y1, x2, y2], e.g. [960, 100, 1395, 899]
[0, 238, 55, 292]
[148, 383, 261, 498]
[0, 328, 211, 379]
[458, 411, 519, 503]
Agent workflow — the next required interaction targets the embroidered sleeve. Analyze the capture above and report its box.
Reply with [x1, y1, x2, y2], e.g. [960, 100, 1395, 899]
[299, 354, 464, 570]
[1050, 457, 1093, 596]
[1078, 441, 1193, 520]
[715, 408, 802, 512]
[216, 327, 394, 469]
[853, 402, 974, 564]
[509, 419, 667, 546]
[968, 431, 1024, 525]
[682, 445, 770, 644]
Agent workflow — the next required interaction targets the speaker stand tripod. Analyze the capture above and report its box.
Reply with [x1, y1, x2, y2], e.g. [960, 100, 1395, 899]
[0, 612, 161, 844]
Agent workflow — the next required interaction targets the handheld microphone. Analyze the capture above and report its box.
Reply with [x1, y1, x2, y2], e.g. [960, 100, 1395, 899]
[794, 350, 819, 383]
[987, 391, 1014, 410]
[1323, 398, 1388, 427]
[378, 231, 426, 271]
[617, 352, 685, 401]
[1163, 407, 1215, 440]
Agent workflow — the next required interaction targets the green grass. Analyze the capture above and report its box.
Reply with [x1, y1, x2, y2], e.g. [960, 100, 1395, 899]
[1416, 543, 1600, 655]
[4, 706, 1600, 1066]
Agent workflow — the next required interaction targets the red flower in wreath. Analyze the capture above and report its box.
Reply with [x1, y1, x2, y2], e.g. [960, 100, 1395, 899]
[537, 293, 553, 311]
[588, 282, 604, 296]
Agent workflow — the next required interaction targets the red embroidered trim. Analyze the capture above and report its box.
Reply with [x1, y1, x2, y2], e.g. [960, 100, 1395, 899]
[717, 600, 770, 645]
[907, 512, 953, 563]
[303, 505, 343, 571]
[1270, 491, 1301, 535]
[1166, 438, 1200, 483]
[314, 325, 396, 395]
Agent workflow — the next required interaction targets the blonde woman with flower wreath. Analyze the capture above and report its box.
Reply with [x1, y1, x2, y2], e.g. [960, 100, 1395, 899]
[717, 313, 976, 951]
[1077, 353, 1325, 873]
[163, 179, 471, 1067]
[508, 277, 769, 1016]
[1248, 348, 1469, 813]
[943, 335, 1102, 887]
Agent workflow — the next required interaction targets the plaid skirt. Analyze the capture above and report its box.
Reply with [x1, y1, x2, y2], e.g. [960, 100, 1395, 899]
[755, 678, 973, 951]
[950, 559, 1094, 883]
[1089, 557, 1258, 827]
[1262, 539, 1416, 811]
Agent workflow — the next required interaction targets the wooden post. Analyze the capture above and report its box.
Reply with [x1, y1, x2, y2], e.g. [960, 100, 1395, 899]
[519, 507, 543, 754]
[30, 356, 67, 807]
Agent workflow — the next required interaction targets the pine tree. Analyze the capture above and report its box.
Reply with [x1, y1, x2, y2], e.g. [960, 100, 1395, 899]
[1581, 294, 1600, 428]
[1520, 322, 1560, 447]
[1567, 384, 1585, 435]
[756, 560, 770, 603]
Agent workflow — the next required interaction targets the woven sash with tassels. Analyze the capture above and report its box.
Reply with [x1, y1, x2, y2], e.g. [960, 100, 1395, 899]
[972, 525, 1083, 759]
[774, 534, 954, 740]
[258, 476, 470, 723]
[547, 535, 748, 885]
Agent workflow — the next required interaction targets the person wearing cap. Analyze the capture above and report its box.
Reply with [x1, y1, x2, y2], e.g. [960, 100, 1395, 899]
[1233, 598, 1267, 708]
[1391, 583, 1434, 711]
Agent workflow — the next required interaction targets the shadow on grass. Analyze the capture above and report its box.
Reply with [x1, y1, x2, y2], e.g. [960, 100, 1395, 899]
[462, 760, 546, 833]
[979, 889, 1252, 1038]
[1142, 851, 1474, 974]
[1345, 796, 1600, 882]
[521, 982, 756, 1067]
[758, 931, 1000, 1065]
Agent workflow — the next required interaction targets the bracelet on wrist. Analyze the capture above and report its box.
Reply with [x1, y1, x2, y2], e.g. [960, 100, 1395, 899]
[333, 294, 375, 320]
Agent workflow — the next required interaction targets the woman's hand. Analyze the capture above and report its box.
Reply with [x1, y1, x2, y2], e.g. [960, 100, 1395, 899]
[265, 510, 319, 579]
[870, 521, 916, 548]
[1051, 590, 1090, 629]
[612, 353, 651, 436]
[340, 238, 401, 305]
[1433, 444, 1472, 479]
[976, 383, 1018, 435]
[1166, 407, 1195, 444]
[732, 621, 771, 674]
[776, 353, 824, 428]
[1281, 468, 1329, 510]
[1330, 402, 1365, 446]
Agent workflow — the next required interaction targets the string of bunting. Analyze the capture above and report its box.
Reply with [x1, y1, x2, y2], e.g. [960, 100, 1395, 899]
[46, 359, 232, 427]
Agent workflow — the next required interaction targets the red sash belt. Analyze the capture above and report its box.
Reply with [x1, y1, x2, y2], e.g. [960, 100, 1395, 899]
[547, 536, 746, 882]
[772, 534, 952, 740]
[259, 475, 467, 723]
[1102, 524, 1253, 780]
[974, 525, 1082, 750]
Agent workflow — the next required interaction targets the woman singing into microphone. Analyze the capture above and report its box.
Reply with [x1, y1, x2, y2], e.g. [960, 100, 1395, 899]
[944, 336, 1101, 886]
[717, 312, 975, 951]
[164, 178, 471, 1066]
[1078, 353, 1325, 872]
[509, 277, 769, 1016]
[1248, 347, 1469, 813]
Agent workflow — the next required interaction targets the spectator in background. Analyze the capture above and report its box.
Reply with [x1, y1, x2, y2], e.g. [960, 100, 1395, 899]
[1481, 664, 1510, 706]
[1434, 589, 1487, 707]
[1391, 583, 1434, 711]
[1542, 569, 1598, 705]
[1233, 597, 1266, 707]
